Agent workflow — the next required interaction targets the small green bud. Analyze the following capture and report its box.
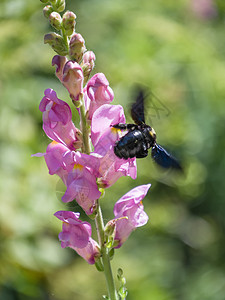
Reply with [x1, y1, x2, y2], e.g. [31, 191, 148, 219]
[44, 32, 68, 56]
[71, 92, 83, 107]
[105, 220, 116, 248]
[117, 268, 123, 278]
[50, 0, 57, 4]
[40, 0, 49, 3]
[62, 11, 76, 36]
[69, 33, 86, 62]
[49, 12, 62, 30]
[43, 5, 53, 19]
[118, 287, 128, 299]
[117, 268, 128, 299]
[105, 220, 116, 237]
[55, 0, 65, 12]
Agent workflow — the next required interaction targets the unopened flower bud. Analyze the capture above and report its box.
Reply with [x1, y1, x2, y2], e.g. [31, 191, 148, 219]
[105, 220, 116, 237]
[104, 220, 117, 248]
[83, 51, 96, 65]
[43, 5, 54, 19]
[52, 55, 68, 81]
[62, 60, 84, 102]
[69, 33, 86, 62]
[49, 12, 62, 30]
[40, 0, 49, 3]
[62, 11, 76, 36]
[44, 32, 68, 56]
[54, 0, 65, 12]
[82, 51, 96, 78]
[117, 268, 123, 278]
[54, 211, 101, 264]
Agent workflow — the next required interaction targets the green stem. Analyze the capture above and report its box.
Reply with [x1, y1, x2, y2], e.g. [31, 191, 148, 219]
[83, 74, 90, 87]
[78, 90, 117, 299]
[79, 100, 91, 154]
[95, 204, 118, 300]
[61, 26, 69, 53]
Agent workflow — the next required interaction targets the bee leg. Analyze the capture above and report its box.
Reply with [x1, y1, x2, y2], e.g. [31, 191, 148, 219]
[112, 123, 138, 131]
[112, 123, 127, 130]
[126, 124, 139, 130]
[136, 150, 148, 158]
[136, 143, 149, 158]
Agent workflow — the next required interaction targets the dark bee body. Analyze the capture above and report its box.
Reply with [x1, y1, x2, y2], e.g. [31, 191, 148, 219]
[113, 89, 182, 170]
[114, 123, 155, 159]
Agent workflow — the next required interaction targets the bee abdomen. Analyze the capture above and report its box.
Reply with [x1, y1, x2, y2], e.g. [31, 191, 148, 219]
[114, 130, 147, 159]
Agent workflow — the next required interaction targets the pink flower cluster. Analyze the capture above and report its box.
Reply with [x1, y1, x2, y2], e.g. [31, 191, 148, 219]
[54, 185, 150, 264]
[36, 54, 150, 264]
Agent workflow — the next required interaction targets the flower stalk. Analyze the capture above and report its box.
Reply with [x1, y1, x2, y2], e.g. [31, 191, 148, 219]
[95, 203, 119, 300]
[61, 26, 69, 53]
[37, 2, 151, 299]
[79, 95, 91, 154]
[80, 87, 118, 298]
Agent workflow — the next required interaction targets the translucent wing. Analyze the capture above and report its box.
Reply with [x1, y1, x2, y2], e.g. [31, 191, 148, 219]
[131, 89, 145, 125]
[146, 90, 171, 123]
[151, 144, 182, 170]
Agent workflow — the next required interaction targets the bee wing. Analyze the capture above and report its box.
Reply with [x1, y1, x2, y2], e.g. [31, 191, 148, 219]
[131, 89, 145, 125]
[151, 144, 182, 170]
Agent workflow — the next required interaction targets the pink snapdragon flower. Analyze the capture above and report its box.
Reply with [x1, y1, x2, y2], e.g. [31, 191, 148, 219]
[91, 104, 137, 187]
[52, 56, 84, 102]
[44, 141, 100, 177]
[41, 141, 101, 214]
[39, 89, 79, 150]
[38, 76, 137, 213]
[34, 138, 101, 215]
[62, 60, 84, 101]
[52, 55, 68, 82]
[113, 184, 150, 248]
[43, 141, 74, 184]
[54, 211, 100, 264]
[91, 104, 125, 152]
[84, 73, 114, 120]
[62, 162, 101, 215]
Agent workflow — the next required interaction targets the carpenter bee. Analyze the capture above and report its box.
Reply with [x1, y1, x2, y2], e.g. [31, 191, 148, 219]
[112, 89, 182, 170]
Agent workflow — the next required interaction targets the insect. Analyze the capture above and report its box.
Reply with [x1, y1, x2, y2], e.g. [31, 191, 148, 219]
[112, 89, 182, 170]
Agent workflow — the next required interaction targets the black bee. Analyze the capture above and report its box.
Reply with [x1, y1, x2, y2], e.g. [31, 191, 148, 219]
[113, 89, 182, 170]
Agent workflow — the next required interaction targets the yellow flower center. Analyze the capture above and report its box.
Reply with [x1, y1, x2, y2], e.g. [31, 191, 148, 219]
[73, 163, 84, 171]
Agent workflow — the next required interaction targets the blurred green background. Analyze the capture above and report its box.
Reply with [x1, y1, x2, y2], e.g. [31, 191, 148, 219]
[1, 0, 225, 299]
